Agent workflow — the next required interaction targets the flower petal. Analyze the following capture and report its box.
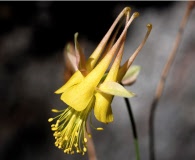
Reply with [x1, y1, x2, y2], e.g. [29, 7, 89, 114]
[121, 65, 141, 85]
[55, 70, 84, 94]
[60, 83, 94, 111]
[74, 33, 86, 71]
[94, 92, 113, 123]
[64, 43, 78, 72]
[97, 81, 135, 98]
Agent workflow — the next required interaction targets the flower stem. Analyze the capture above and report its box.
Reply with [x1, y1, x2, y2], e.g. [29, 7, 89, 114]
[86, 122, 98, 160]
[148, 2, 195, 160]
[124, 97, 140, 160]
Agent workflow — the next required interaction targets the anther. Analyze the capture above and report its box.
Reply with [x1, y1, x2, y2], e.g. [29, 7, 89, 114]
[51, 109, 60, 112]
[75, 132, 78, 136]
[64, 149, 68, 153]
[65, 136, 68, 141]
[83, 147, 87, 152]
[84, 138, 87, 143]
[55, 142, 58, 146]
[97, 127, 104, 131]
[51, 127, 58, 131]
[48, 118, 53, 122]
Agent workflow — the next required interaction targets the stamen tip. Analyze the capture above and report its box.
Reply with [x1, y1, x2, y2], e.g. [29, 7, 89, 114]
[51, 127, 58, 131]
[51, 109, 59, 113]
[48, 118, 53, 122]
[83, 147, 87, 152]
[97, 127, 104, 131]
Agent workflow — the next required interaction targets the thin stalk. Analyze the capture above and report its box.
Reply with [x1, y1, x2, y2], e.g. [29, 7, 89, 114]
[148, 2, 194, 160]
[86, 122, 97, 160]
[124, 97, 140, 160]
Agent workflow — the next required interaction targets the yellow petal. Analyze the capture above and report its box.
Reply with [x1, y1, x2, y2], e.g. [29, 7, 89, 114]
[55, 70, 84, 94]
[60, 48, 118, 111]
[97, 81, 135, 98]
[83, 12, 138, 88]
[94, 92, 113, 123]
[60, 81, 94, 111]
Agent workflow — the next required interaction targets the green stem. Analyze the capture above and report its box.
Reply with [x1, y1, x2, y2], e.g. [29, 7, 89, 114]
[124, 97, 140, 160]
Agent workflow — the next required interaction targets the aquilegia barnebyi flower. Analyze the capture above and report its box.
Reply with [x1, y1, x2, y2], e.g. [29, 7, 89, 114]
[48, 7, 152, 155]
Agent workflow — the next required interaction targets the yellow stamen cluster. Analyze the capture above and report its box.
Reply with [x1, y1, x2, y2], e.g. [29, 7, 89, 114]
[48, 103, 93, 155]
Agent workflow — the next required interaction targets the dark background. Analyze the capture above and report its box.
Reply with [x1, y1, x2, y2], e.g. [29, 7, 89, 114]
[0, 2, 174, 58]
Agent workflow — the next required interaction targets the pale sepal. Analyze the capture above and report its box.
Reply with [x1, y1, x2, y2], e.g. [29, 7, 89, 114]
[121, 65, 141, 86]
[64, 43, 78, 72]
[97, 81, 135, 98]
[74, 33, 86, 71]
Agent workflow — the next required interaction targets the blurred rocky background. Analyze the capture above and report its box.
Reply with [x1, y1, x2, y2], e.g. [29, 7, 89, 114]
[0, 1, 194, 160]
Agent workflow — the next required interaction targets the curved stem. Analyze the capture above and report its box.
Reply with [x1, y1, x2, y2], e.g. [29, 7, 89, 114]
[148, 2, 194, 160]
[124, 97, 140, 160]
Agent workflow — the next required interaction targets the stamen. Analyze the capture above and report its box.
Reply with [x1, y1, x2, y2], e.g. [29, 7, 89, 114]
[89, 111, 104, 131]
[51, 127, 58, 131]
[48, 113, 63, 122]
[97, 128, 104, 131]
[48, 118, 53, 122]
[51, 109, 64, 113]
[49, 105, 92, 155]
[83, 147, 87, 152]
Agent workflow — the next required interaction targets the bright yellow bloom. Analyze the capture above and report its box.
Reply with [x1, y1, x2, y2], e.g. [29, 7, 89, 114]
[49, 7, 152, 155]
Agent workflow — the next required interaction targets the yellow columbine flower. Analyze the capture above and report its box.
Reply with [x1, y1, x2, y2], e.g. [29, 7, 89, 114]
[48, 7, 152, 155]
